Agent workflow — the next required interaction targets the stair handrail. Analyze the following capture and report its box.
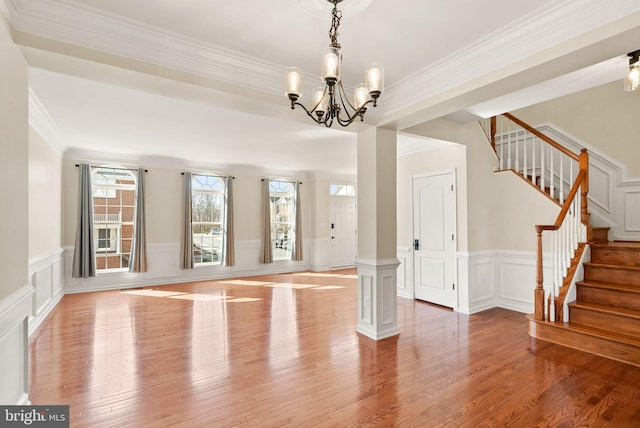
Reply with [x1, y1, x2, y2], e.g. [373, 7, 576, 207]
[534, 149, 589, 321]
[502, 113, 579, 161]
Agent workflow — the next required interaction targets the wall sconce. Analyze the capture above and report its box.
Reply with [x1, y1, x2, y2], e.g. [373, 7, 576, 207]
[624, 50, 640, 91]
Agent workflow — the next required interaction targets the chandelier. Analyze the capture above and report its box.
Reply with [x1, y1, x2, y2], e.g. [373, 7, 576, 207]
[624, 50, 640, 92]
[285, 0, 383, 127]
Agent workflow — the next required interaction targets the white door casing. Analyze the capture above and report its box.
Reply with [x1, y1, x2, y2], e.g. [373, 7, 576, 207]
[413, 171, 457, 308]
[330, 195, 357, 268]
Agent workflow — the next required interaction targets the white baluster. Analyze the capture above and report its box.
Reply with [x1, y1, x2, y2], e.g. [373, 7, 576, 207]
[550, 230, 557, 322]
[559, 154, 564, 204]
[532, 137, 536, 186]
[540, 142, 545, 191]
[550, 149, 555, 200]
[500, 120, 504, 170]
[523, 133, 528, 180]
[515, 127, 520, 173]
[507, 122, 512, 170]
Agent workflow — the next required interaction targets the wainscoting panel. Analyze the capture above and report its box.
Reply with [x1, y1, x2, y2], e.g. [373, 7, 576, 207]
[28, 249, 64, 335]
[0, 285, 32, 405]
[541, 124, 640, 241]
[497, 252, 537, 313]
[310, 238, 331, 272]
[396, 246, 413, 299]
[63, 240, 313, 293]
[466, 251, 497, 314]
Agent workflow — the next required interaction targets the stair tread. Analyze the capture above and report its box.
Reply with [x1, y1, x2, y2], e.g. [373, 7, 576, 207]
[577, 280, 640, 293]
[591, 240, 640, 249]
[569, 301, 640, 319]
[563, 322, 640, 347]
[584, 261, 640, 270]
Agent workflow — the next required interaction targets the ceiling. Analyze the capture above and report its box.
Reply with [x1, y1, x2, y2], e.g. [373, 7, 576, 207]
[4, 0, 640, 176]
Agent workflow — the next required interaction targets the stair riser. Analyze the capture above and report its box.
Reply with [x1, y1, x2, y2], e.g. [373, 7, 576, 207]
[570, 306, 640, 337]
[591, 247, 640, 267]
[584, 265, 640, 287]
[577, 286, 640, 312]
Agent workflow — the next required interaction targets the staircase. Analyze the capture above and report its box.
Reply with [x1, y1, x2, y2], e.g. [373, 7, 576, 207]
[480, 113, 640, 366]
[528, 241, 640, 366]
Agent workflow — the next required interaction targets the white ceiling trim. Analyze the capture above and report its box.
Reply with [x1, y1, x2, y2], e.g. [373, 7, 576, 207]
[28, 87, 68, 156]
[5, 0, 640, 120]
[383, 0, 640, 116]
[63, 147, 316, 180]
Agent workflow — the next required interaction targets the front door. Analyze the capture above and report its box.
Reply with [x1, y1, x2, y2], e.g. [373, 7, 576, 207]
[413, 171, 457, 308]
[330, 195, 356, 268]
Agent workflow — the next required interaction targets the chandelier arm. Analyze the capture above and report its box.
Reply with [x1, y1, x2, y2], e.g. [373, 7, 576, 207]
[335, 99, 376, 126]
[291, 101, 325, 125]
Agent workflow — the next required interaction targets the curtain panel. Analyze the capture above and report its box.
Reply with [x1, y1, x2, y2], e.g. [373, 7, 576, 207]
[223, 176, 235, 267]
[72, 164, 96, 278]
[129, 168, 148, 272]
[292, 182, 303, 261]
[179, 172, 194, 269]
[259, 179, 273, 264]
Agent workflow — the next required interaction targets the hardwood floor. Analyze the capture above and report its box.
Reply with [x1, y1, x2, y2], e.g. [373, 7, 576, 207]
[29, 269, 640, 427]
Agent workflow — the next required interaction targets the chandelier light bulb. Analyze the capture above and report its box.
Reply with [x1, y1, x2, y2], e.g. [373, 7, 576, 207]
[625, 64, 640, 92]
[322, 48, 341, 84]
[313, 87, 328, 113]
[624, 50, 640, 92]
[285, 67, 303, 99]
[366, 63, 384, 96]
[354, 83, 369, 109]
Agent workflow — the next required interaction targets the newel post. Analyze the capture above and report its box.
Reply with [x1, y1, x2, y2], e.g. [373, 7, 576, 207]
[579, 149, 589, 226]
[535, 225, 545, 321]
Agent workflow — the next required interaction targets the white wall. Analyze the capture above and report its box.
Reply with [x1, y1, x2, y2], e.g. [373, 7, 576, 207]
[28, 127, 64, 334]
[0, 10, 31, 405]
[513, 81, 640, 177]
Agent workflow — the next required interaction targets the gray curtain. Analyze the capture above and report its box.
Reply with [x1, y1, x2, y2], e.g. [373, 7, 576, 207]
[259, 179, 273, 264]
[292, 181, 303, 261]
[223, 176, 235, 267]
[72, 164, 96, 278]
[129, 168, 147, 272]
[180, 172, 194, 269]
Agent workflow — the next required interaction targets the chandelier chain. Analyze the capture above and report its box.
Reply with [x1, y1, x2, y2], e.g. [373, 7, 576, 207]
[328, 2, 342, 47]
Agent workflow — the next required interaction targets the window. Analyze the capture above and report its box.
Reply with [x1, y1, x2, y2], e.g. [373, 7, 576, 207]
[330, 183, 356, 196]
[92, 167, 136, 271]
[269, 180, 296, 260]
[191, 174, 226, 265]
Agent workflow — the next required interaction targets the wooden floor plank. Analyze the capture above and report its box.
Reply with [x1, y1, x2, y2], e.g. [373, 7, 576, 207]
[28, 269, 640, 427]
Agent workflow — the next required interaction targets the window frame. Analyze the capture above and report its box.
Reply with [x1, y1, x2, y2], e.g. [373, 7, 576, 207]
[91, 166, 136, 273]
[268, 180, 297, 261]
[191, 174, 227, 266]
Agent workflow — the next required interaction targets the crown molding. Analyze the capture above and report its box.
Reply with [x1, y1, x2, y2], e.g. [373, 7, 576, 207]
[28, 87, 68, 156]
[383, 0, 640, 117]
[62, 148, 318, 179]
[4, 0, 640, 121]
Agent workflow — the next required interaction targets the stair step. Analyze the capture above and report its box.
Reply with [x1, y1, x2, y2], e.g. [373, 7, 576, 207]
[569, 301, 640, 337]
[584, 262, 640, 287]
[576, 280, 640, 311]
[590, 241, 640, 266]
[528, 315, 640, 367]
[589, 227, 609, 244]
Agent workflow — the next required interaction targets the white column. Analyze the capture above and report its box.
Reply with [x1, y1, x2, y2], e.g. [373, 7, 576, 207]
[356, 127, 400, 340]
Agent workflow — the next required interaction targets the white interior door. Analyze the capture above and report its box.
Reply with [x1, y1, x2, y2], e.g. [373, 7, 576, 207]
[413, 172, 457, 308]
[330, 195, 356, 268]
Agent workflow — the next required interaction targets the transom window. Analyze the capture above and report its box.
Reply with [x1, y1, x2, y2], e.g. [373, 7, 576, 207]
[92, 167, 136, 271]
[269, 180, 296, 260]
[330, 183, 356, 196]
[191, 174, 226, 265]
